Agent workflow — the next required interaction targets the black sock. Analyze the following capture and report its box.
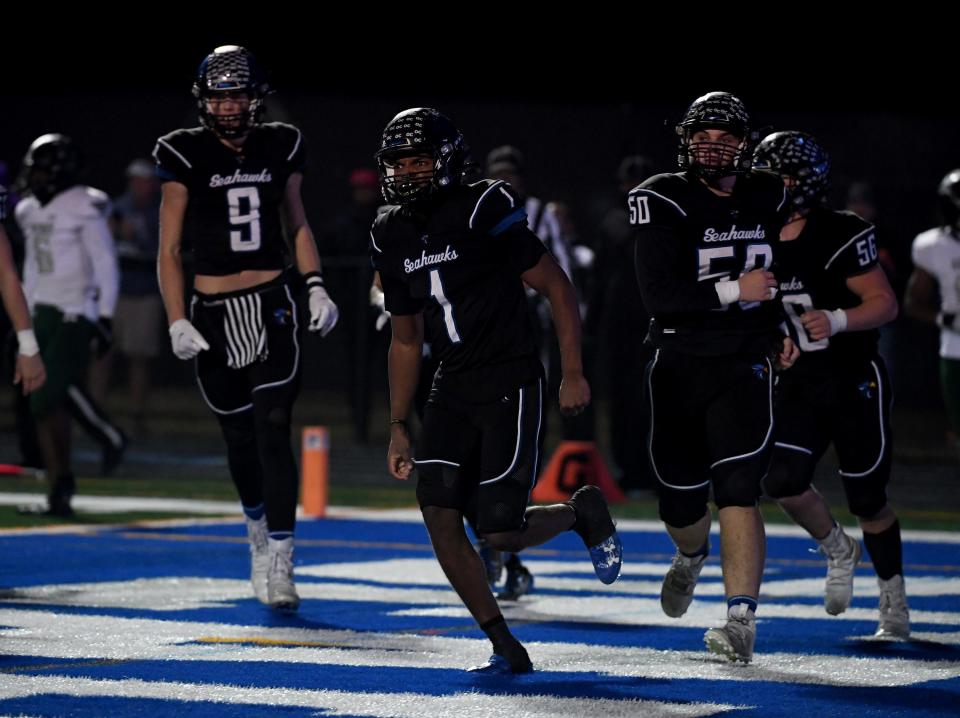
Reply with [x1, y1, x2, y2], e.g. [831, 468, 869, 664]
[863, 520, 903, 580]
[480, 615, 532, 672]
[50, 473, 75, 500]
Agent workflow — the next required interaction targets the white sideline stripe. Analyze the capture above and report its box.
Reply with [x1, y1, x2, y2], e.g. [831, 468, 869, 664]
[0, 674, 735, 718]
[0, 492, 240, 516]
[317, 509, 960, 544]
[3, 575, 958, 627]
[0, 609, 957, 688]
[298, 558, 960, 598]
[0, 497, 956, 544]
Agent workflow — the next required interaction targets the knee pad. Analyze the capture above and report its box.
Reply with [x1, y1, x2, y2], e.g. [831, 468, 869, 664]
[414, 461, 466, 513]
[255, 405, 290, 432]
[762, 447, 814, 500]
[658, 485, 710, 528]
[839, 433, 891, 518]
[254, 405, 292, 450]
[842, 471, 889, 519]
[483, 531, 525, 554]
[713, 460, 764, 509]
[217, 411, 255, 448]
[414, 460, 446, 485]
[265, 406, 290, 428]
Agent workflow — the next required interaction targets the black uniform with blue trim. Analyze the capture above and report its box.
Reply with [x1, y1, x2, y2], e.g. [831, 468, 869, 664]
[153, 122, 309, 534]
[630, 171, 789, 525]
[152, 122, 306, 413]
[766, 208, 892, 518]
[154, 122, 305, 275]
[371, 179, 547, 533]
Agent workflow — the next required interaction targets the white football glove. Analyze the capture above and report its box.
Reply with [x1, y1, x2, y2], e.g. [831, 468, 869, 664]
[369, 284, 391, 331]
[169, 318, 210, 360]
[308, 285, 339, 336]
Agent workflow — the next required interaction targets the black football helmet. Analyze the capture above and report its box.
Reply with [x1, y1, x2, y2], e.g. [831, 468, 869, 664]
[752, 131, 831, 212]
[938, 169, 960, 230]
[192, 45, 270, 138]
[676, 91, 754, 178]
[375, 108, 469, 204]
[17, 133, 82, 204]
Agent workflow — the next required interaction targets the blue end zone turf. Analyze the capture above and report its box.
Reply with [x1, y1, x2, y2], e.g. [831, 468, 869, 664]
[0, 514, 957, 716]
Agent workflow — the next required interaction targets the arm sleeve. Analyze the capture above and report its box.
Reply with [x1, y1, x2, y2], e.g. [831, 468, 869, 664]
[285, 127, 308, 174]
[469, 181, 528, 237]
[153, 136, 193, 184]
[828, 224, 879, 276]
[79, 199, 120, 317]
[15, 203, 36, 311]
[494, 223, 548, 275]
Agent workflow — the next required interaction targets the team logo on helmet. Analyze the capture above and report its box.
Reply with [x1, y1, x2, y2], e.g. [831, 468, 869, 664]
[676, 92, 755, 179]
[193, 45, 271, 139]
[375, 108, 470, 205]
[753, 131, 831, 212]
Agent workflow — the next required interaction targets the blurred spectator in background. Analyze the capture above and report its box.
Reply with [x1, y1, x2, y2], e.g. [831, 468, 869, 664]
[485, 146, 594, 439]
[321, 168, 384, 441]
[588, 155, 657, 493]
[846, 181, 901, 384]
[89, 159, 161, 437]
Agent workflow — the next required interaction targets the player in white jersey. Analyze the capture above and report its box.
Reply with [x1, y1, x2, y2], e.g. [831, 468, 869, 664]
[906, 169, 960, 461]
[14, 134, 118, 516]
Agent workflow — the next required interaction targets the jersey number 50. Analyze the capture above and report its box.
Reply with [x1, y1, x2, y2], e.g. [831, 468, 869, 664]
[628, 195, 650, 225]
[698, 243, 773, 310]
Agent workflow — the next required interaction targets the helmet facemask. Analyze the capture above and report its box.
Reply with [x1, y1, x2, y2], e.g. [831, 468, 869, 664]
[193, 46, 270, 139]
[676, 92, 753, 180]
[378, 151, 437, 203]
[375, 108, 468, 205]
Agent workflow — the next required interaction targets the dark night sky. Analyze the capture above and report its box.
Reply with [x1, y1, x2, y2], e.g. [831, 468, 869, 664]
[1, 18, 951, 405]
[4, 18, 947, 113]
[3, 21, 952, 232]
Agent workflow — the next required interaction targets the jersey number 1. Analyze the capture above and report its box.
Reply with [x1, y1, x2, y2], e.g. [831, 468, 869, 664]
[429, 269, 461, 343]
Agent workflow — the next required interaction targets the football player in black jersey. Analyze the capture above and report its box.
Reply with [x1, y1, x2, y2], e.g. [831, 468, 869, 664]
[370, 108, 622, 674]
[155, 46, 339, 613]
[631, 92, 798, 663]
[752, 131, 907, 639]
